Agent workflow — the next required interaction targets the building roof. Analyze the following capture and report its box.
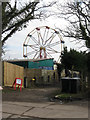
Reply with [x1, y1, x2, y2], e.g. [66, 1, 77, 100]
[3, 58, 54, 62]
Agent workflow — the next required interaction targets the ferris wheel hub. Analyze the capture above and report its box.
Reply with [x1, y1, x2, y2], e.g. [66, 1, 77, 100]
[40, 46, 46, 51]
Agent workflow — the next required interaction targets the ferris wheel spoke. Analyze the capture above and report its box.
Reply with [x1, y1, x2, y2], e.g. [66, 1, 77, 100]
[47, 50, 59, 54]
[43, 28, 49, 45]
[43, 32, 55, 45]
[25, 43, 39, 52]
[28, 45, 38, 50]
[46, 41, 61, 48]
[33, 51, 39, 59]
[27, 50, 38, 55]
[47, 51, 61, 54]
[45, 34, 56, 47]
[26, 29, 36, 44]
[37, 31, 41, 45]
[25, 44, 38, 47]
[37, 31, 44, 45]
[47, 47, 60, 53]
[46, 51, 53, 58]
[39, 31, 44, 45]
[43, 28, 46, 42]
[31, 36, 39, 45]
[29, 46, 39, 51]
[28, 35, 39, 45]
[36, 53, 41, 59]
[28, 44, 39, 49]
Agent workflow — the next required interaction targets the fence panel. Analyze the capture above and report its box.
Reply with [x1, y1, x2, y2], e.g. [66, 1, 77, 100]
[4, 62, 24, 86]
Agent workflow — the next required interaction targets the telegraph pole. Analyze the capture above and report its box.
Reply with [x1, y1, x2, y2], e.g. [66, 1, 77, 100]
[0, 0, 10, 86]
[0, 2, 2, 120]
[0, 1, 2, 86]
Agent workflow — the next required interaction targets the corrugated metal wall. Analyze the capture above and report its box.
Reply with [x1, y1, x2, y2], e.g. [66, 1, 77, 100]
[28, 59, 54, 70]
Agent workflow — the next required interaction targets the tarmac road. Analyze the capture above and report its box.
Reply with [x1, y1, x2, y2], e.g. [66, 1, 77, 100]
[2, 87, 61, 103]
[2, 87, 88, 119]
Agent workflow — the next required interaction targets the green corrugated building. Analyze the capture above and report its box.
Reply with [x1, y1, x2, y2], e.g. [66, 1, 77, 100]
[6, 58, 54, 70]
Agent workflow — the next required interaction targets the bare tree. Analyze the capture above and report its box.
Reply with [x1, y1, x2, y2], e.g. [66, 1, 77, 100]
[56, 0, 90, 48]
[2, 0, 56, 45]
[56, 0, 90, 93]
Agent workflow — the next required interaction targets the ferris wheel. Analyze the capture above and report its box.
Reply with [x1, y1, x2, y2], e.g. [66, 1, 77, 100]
[23, 26, 65, 62]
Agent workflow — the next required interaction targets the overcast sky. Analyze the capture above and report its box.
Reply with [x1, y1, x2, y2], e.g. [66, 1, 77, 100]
[2, 0, 87, 61]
